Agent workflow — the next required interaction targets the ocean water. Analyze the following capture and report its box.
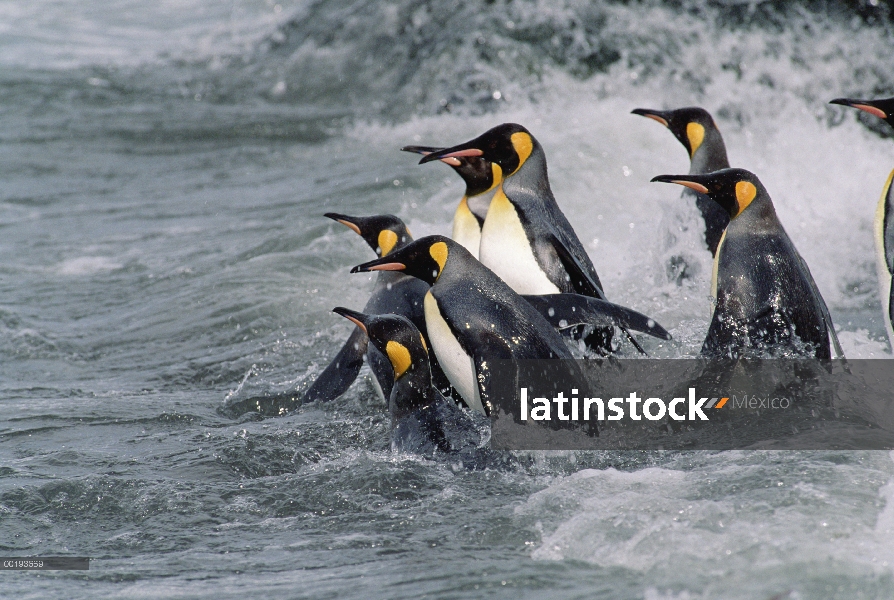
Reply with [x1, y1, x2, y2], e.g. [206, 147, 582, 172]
[2, 1, 894, 598]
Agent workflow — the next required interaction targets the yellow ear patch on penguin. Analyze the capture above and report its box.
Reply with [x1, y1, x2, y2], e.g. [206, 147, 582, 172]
[385, 341, 412, 379]
[510, 132, 534, 171]
[735, 181, 757, 217]
[378, 229, 398, 256]
[429, 241, 449, 276]
[686, 122, 705, 157]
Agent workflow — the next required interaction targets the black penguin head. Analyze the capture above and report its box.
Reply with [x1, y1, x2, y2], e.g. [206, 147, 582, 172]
[632, 106, 719, 158]
[417, 123, 536, 178]
[830, 97, 894, 130]
[651, 168, 766, 219]
[324, 213, 412, 257]
[331, 307, 429, 382]
[350, 234, 459, 285]
[401, 145, 499, 197]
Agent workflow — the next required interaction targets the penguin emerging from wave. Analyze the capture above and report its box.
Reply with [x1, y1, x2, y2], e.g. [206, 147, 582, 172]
[417, 124, 626, 353]
[632, 107, 731, 257]
[351, 235, 670, 416]
[401, 145, 501, 259]
[331, 307, 486, 455]
[652, 169, 842, 359]
[829, 96, 894, 347]
[302, 213, 449, 404]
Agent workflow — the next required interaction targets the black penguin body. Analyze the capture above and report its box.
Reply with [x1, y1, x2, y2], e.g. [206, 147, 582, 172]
[633, 107, 731, 256]
[708, 209, 830, 359]
[303, 214, 442, 404]
[653, 169, 835, 359]
[352, 235, 579, 416]
[830, 97, 894, 346]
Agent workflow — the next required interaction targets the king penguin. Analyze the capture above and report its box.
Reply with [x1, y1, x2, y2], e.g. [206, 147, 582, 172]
[351, 235, 670, 416]
[303, 213, 448, 404]
[652, 169, 841, 359]
[417, 124, 632, 353]
[331, 307, 485, 455]
[829, 96, 894, 348]
[351, 234, 575, 416]
[632, 107, 731, 256]
[419, 124, 606, 298]
[401, 145, 501, 258]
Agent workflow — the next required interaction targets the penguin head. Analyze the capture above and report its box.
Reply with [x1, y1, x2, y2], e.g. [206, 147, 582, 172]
[332, 307, 429, 382]
[631, 106, 719, 158]
[651, 168, 767, 219]
[324, 213, 412, 257]
[830, 97, 894, 130]
[401, 145, 500, 197]
[351, 234, 461, 285]
[417, 123, 536, 178]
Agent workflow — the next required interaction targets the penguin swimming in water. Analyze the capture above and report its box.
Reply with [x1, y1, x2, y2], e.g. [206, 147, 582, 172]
[401, 145, 501, 259]
[418, 124, 628, 353]
[351, 234, 575, 416]
[632, 107, 731, 257]
[331, 307, 485, 455]
[351, 235, 670, 415]
[652, 169, 841, 359]
[829, 96, 894, 347]
[303, 213, 448, 404]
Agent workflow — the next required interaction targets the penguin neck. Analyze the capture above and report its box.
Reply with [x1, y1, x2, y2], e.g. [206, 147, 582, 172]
[502, 146, 551, 200]
[452, 196, 486, 259]
[389, 364, 438, 419]
[688, 130, 729, 175]
[466, 187, 498, 224]
[728, 195, 779, 232]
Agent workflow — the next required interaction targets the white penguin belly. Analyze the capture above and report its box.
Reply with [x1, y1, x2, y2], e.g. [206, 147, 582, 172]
[874, 169, 894, 346]
[423, 291, 485, 415]
[451, 197, 482, 260]
[479, 190, 560, 295]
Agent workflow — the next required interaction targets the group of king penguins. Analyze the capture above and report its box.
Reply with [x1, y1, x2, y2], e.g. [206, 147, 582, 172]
[299, 95, 894, 455]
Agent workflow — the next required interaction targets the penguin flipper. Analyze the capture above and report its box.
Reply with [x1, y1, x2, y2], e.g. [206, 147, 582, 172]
[469, 335, 515, 418]
[546, 230, 607, 300]
[522, 293, 672, 340]
[301, 326, 369, 403]
[539, 233, 658, 355]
